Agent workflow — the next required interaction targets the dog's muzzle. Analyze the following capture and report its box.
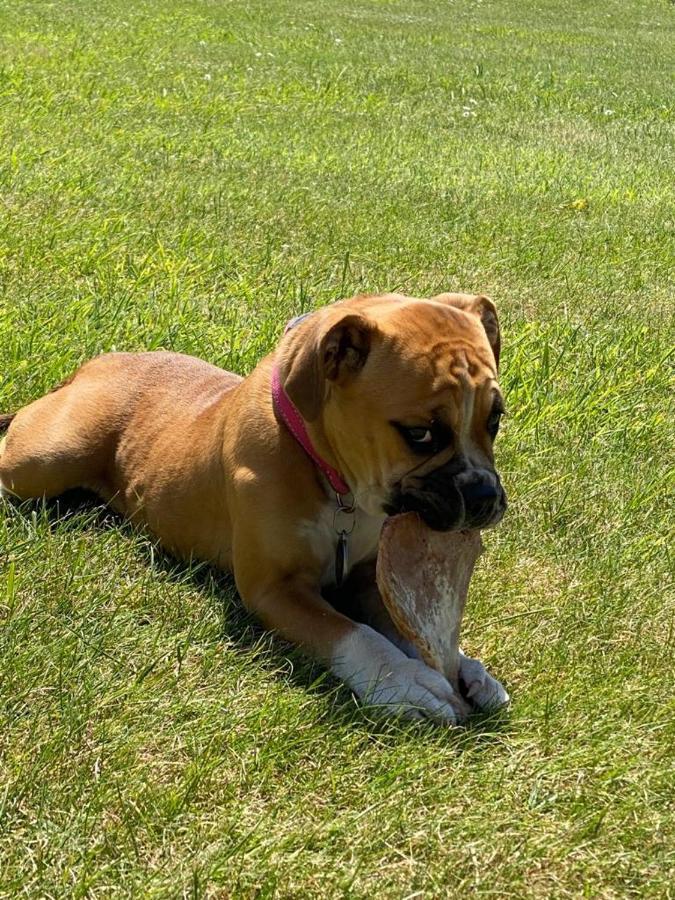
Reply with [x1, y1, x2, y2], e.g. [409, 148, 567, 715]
[385, 459, 507, 531]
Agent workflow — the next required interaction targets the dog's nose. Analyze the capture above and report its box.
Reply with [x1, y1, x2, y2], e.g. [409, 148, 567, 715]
[460, 480, 498, 503]
[456, 469, 502, 525]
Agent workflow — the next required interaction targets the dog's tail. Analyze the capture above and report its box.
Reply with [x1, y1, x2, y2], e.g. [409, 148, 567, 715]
[0, 413, 15, 431]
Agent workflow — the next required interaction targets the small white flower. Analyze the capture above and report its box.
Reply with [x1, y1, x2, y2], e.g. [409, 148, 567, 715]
[603, 108, 614, 116]
[203, 73, 212, 81]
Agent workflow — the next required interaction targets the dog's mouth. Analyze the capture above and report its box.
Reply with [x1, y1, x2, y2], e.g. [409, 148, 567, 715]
[384, 467, 507, 532]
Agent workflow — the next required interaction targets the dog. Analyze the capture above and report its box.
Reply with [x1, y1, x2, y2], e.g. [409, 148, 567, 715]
[0, 292, 509, 723]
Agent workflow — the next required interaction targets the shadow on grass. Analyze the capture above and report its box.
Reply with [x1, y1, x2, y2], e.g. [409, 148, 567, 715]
[2, 488, 512, 748]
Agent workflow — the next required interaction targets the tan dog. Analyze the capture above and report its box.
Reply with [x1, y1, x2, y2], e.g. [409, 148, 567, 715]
[0, 293, 509, 723]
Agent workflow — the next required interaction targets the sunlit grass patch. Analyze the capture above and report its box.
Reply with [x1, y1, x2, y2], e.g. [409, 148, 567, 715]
[1, 0, 673, 895]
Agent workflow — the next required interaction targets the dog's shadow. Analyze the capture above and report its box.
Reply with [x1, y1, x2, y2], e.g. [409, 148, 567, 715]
[2, 489, 512, 747]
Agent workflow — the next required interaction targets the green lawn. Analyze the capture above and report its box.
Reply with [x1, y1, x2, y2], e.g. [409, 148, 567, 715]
[1, 0, 673, 895]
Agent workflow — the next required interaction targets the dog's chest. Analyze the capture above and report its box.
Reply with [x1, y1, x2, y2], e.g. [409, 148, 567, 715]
[299, 505, 385, 587]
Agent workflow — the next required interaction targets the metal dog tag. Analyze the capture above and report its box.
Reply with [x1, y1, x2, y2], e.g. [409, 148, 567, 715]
[335, 531, 348, 586]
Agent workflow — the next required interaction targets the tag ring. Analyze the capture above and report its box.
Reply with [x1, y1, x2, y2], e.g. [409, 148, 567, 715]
[333, 505, 356, 536]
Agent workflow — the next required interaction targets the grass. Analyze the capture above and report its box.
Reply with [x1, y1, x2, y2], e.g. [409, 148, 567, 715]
[0, 0, 673, 895]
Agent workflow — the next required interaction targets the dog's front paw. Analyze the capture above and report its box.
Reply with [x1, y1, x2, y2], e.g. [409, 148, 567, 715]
[366, 656, 472, 724]
[332, 624, 470, 724]
[459, 650, 510, 711]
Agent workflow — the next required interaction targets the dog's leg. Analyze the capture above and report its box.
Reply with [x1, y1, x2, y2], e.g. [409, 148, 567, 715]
[332, 621, 472, 723]
[242, 573, 470, 724]
[332, 564, 508, 715]
[0, 380, 116, 502]
[330, 566, 508, 715]
[0, 435, 12, 498]
[326, 560, 422, 659]
[458, 650, 510, 711]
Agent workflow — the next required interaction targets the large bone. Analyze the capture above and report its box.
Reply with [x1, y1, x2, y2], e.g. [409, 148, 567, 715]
[376, 512, 483, 691]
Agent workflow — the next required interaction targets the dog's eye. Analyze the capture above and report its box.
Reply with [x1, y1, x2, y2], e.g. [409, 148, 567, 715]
[393, 422, 451, 455]
[406, 427, 433, 444]
[487, 409, 503, 439]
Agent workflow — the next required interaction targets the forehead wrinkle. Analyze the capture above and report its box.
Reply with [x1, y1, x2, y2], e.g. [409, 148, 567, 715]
[432, 348, 474, 392]
[430, 343, 495, 379]
[456, 359, 476, 446]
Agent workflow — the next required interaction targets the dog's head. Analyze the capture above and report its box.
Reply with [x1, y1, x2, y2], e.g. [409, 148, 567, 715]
[276, 292, 506, 531]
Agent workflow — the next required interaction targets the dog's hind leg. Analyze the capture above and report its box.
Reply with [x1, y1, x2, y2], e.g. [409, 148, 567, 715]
[0, 436, 11, 499]
[0, 374, 117, 502]
[0, 417, 17, 499]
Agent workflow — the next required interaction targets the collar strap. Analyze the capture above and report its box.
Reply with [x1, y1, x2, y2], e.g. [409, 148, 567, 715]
[271, 365, 351, 496]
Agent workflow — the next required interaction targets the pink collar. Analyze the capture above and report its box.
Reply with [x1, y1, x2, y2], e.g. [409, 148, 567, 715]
[271, 365, 351, 497]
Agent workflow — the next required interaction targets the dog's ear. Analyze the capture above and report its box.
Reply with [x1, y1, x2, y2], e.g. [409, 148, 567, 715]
[282, 312, 376, 421]
[432, 293, 501, 369]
